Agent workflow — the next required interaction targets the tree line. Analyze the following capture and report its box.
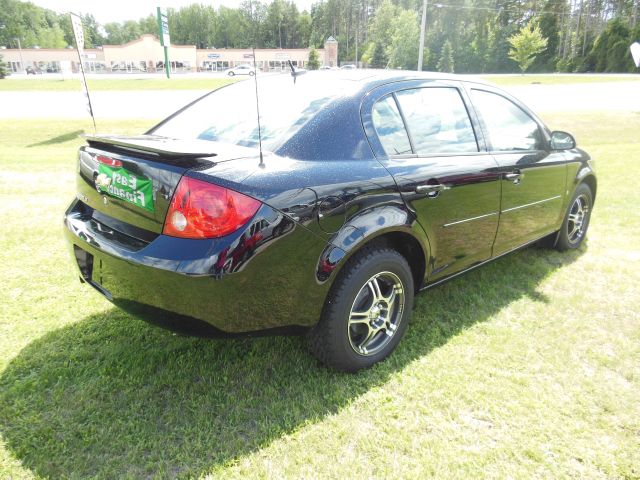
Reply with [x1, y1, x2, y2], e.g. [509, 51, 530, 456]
[0, 0, 638, 72]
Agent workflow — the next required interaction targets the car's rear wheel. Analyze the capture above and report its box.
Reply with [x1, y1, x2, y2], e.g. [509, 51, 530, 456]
[228, 71, 235, 76]
[249, 71, 255, 76]
[555, 183, 593, 251]
[307, 247, 414, 372]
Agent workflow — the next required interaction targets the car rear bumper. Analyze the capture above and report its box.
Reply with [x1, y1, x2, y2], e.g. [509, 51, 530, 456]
[64, 199, 331, 333]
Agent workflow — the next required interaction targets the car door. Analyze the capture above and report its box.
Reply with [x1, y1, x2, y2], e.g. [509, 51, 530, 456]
[468, 87, 567, 255]
[363, 81, 501, 281]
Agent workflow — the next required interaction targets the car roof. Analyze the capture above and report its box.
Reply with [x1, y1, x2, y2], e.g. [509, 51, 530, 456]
[252, 69, 494, 95]
[156, 70, 504, 161]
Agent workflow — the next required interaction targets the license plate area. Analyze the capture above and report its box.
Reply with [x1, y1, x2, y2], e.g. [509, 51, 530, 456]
[96, 163, 155, 213]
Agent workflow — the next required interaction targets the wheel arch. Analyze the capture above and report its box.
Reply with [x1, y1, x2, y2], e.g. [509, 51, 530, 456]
[317, 219, 430, 295]
[356, 230, 427, 292]
[573, 156, 597, 205]
[579, 174, 597, 204]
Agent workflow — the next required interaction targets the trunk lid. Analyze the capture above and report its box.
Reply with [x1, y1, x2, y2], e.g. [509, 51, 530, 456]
[77, 134, 257, 236]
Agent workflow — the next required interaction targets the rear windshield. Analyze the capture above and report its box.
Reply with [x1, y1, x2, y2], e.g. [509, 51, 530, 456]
[151, 75, 354, 152]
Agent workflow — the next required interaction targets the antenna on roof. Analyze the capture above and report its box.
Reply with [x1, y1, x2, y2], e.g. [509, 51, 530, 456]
[249, 0, 265, 168]
[252, 47, 264, 168]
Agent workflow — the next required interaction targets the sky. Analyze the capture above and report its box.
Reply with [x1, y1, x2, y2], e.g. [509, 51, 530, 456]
[30, 0, 316, 24]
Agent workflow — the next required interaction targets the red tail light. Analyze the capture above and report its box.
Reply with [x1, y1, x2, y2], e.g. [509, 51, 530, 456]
[96, 155, 122, 167]
[163, 177, 261, 239]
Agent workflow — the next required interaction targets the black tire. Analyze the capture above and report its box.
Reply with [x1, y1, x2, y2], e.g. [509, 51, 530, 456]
[555, 183, 593, 251]
[249, 71, 255, 76]
[228, 71, 235, 76]
[307, 247, 414, 372]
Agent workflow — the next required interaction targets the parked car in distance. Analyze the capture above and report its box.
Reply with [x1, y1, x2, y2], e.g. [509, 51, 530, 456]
[64, 71, 595, 372]
[227, 64, 255, 76]
[340, 64, 356, 69]
[26, 66, 42, 75]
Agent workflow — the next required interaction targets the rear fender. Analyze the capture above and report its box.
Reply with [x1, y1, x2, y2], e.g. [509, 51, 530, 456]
[315, 204, 430, 288]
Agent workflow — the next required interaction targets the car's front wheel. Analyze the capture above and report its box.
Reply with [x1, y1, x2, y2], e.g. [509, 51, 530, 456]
[228, 71, 235, 76]
[249, 71, 255, 76]
[307, 247, 414, 372]
[555, 183, 593, 251]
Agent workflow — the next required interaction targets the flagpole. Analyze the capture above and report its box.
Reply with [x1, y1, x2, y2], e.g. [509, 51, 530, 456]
[418, 0, 428, 71]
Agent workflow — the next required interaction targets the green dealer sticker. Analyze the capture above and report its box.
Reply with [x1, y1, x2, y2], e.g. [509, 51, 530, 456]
[96, 163, 155, 212]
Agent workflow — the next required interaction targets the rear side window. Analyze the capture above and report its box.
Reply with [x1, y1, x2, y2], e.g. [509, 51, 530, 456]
[372, 95, 412, 156]
[151, 77, 357, 152]
[470, 89, 543, 151]
[395, 87, 478, 155]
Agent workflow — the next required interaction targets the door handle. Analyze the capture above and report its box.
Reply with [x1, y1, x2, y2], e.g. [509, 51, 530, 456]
[504, 171, 523, 183]
[415, 184, 446, 194]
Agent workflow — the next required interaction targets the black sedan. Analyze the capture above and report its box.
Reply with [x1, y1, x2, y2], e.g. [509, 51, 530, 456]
[64, 71, 595, 372]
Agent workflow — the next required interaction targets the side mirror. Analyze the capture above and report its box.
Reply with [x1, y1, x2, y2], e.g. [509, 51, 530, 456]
[550, 131, 576, 150]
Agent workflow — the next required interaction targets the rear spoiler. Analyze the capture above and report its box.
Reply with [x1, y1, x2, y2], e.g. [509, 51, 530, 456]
[83, 134, 218, 159]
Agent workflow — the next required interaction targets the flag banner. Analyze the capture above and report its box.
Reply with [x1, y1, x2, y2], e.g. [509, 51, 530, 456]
[70, 13, 96, 123]
[157, 7, 171, 78]
[631, 42, 640, 68]
[70, 14, 84, 57]
[157, 8, 170, 46]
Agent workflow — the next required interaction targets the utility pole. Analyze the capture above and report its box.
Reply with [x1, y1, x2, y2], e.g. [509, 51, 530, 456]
[418, 0, 428, 71]
[355, 3, 359, 68]
[582, 2, 590, 57]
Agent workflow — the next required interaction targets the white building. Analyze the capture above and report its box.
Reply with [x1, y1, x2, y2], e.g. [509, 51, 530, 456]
[0, 35, 339, 74]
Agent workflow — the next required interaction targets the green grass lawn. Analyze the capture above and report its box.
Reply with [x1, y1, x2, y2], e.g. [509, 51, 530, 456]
[0, 112, 639, 479]
[0, 77, 235, 91]
[480, 74, 640, 86]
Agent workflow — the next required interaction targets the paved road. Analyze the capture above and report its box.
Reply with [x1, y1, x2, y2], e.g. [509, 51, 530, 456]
[0, 79, 638, 120]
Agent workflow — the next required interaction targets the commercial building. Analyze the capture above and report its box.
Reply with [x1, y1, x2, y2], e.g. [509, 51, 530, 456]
[0, 35, 338, 74]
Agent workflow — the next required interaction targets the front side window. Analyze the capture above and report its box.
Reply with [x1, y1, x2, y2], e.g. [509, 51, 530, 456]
[371, 95, 412, 155]
[395, 87, 478, 155]
[471, 89, 543, 151]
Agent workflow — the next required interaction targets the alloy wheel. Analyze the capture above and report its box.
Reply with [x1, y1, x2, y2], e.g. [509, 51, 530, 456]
[567, 194, 589, 243]
[348, 271, 405, 356]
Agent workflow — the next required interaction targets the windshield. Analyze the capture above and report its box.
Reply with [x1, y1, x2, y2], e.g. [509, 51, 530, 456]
[152, 75, 355, 152]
